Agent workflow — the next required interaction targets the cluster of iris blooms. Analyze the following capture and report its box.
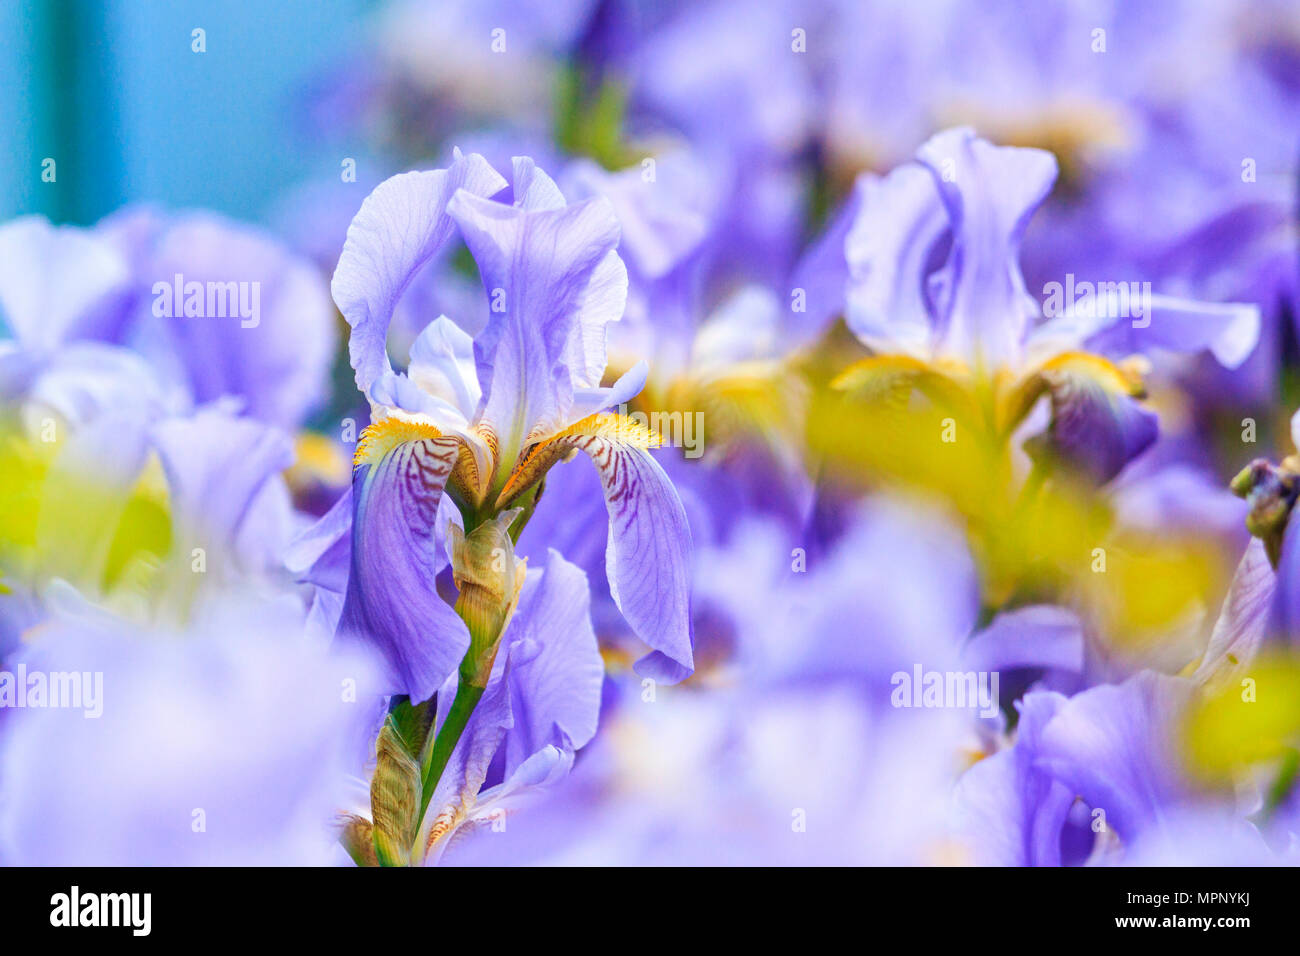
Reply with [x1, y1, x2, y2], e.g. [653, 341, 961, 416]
[1, 0, 1299, 865]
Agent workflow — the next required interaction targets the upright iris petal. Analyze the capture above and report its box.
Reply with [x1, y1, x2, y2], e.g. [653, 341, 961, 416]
[332, 149, 507, 398]
[0, 217, 130, 354]
[133, 213, 339, 432]
[915, 126, 1058, 366]
[446, 159, 629, 476]
[844, 164, 949, 358]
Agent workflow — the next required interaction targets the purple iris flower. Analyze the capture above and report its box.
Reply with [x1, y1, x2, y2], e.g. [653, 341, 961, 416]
[950, 672, 1265, 865]
[412, 548, 603, 863]
[0, 596, 383, 865]
[831, 126, 1260, 483]
[0, 214, 319, 615]
[5, 404, 302, 641]
[313, 149, 692, 703]
[0, 210, 337, 435]
[952, 535, 1300, 866]
[426, 500, 987, 865]
[0, 224, 311, 639]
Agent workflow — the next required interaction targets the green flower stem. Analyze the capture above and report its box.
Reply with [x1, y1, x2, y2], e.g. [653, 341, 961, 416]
[412, 521, 517, 844]
[408, 505, 527, 860]
[1263, 747, 1300, 818]
[508, 479, 543, 544]
[417, 677, 484, 822]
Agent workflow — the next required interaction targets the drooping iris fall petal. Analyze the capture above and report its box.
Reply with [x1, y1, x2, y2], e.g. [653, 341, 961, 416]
[501, 413, 694, 681]
[340, 424, 470, 703]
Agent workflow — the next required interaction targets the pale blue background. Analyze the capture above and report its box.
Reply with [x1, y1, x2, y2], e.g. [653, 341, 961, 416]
[0, 0, 375, 225]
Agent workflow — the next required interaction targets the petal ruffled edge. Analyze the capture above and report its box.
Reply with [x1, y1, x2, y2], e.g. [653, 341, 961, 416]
[332, 151, 506, 398]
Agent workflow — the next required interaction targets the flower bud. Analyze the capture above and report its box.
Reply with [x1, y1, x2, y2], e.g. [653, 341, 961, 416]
[447, 510, 528, 688]
[370, 717, 422, 867]
[1231, 458, 1300, 566]
[337, 813, 378, 867]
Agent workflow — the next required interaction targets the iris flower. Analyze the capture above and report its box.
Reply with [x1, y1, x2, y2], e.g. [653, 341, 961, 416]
[339, 543, 604, 866]
[0, 595, 381, 866]
[414, 501, 983, 865]
[0, 215, 326, 637]
[950, 668, 1297, 866]
[0, 212, 337, 435]
[324, 149, 693, 705]
[833, 127, 1259, 484]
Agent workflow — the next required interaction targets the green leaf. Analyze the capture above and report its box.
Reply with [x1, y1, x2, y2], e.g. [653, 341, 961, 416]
[387, 695, 436, 760]
[553, 64, 634, 171]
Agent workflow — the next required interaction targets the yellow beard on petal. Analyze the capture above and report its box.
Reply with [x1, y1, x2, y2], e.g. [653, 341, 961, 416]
[684, 361, 808, 459]
[832, 353, 972, 400]
[353, 418, 447, 468]
[1035, 350, 1147, 397]
[496, 412, 661, 508]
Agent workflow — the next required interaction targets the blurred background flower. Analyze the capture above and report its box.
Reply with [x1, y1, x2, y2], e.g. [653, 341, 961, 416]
[2, 0, 1299, 866]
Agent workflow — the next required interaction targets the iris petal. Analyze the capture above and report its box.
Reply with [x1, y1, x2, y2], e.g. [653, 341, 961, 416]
[332, 151, 506, 398]
[502, 549, 604, 774]
[0, 216, 129, 353]
[1194, 538, 1276, 690]
[500, 413, 694, 682]
[952, 691, 1075, 866]
[340, 427, 469, 703]
[1035, 672, 1194, 842]
[447, 179, 627, 467]
[916, 127, 1057, 363]
[1026, 352, 1158, 484]
[843, 165, 948, 357]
